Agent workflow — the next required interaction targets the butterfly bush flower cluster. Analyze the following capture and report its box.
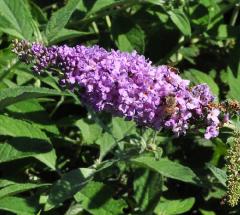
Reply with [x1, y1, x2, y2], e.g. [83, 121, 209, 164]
[13, 40, 225, 139]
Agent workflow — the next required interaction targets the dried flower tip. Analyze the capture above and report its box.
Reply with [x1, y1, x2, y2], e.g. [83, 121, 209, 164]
[12, 39, 33, 64]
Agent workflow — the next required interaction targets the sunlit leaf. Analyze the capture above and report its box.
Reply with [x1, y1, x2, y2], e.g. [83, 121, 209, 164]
[0, 196, 39, 215]
[111, 117, 136, 141]
[0, 183, 49, 199]
[0, 0, 36, 39]
[97, 132, 116, 160]
[154, 197, 195, 215]
[76, 119, 103, 144]
[46, 0, 82, 41]
[74, 181, 126, 215]
[49, 28, 92, 44]
[7, 99, 59, 134]
[132, 156, 199, 184]
[0, 86, 68, 110]
[0, 115, 56, 169]
[207, 163, 227, 187]
[45, 168, 95, 211]
[112, 16, 145, 53]
[169, 9, 191, 36]
[134, 168, 163, 212]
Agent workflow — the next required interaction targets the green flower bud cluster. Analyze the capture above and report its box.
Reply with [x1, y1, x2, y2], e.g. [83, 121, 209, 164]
[226, 130, 240, 207]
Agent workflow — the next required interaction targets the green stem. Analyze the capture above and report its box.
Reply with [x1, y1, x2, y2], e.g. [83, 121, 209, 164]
[152, 130, 157, 145]
[92, 20, 99, 34]
[105, 15, 112, 28]
[49, 96, 64, 117]
[230, 3, 240, 26]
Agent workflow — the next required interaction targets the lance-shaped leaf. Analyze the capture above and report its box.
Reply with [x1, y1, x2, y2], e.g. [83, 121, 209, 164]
[45, 0, 81, 41]
[0, 0, 36, 39]
[154, 197, 195, 215]
[0, 196, 40, 215]
[0, 183, 49, 199]
[0, 86, 68, 110]
[74, 181, 127, 215]
[7, 99, 59, 135]
[0, 115, 56, 169]
[45, 168, 95, 211]
[207, 163, 227, 187]
[169, 9, 191, 36]
[132, 156, 199, 184]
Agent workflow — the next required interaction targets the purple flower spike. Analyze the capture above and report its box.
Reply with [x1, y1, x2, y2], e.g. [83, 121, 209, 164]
[12, 40, 224, 139]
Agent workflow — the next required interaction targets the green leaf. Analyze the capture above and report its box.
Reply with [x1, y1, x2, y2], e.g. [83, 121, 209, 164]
[210, 139, 227, 166]
[0, 138, 56, 170]
[0, 0, 36, 39]
[7, 99, 59, 135]
[0, 86, 68, 110]
[0, 196, 39, 215]
[205, 186, 225, 200]
[225, 37, 240, 100]
[75, 119, 103, 144]
[0, 50, 17, 84]
[45, 0, 81, 41]
[30, 1, 47, 24]
[190, 3, 210, 27]
[200, 0, 221, 30]
[179, 46, 199, 64]
[225, 67, 240, 101]
[0, 114, 49, 140]
[111, 117, 136, 141]
[0, 115, 56, 169]
[184, 69, 219, 97]
[207, 163, 227, 187]
[45, 168, 94, 211]
[154, 197, 195, 215]
[146, 0, 165, 6]
[40, 74, 61, 91]
[134, 169, 163, 212]
[0, 48, 16, 71]
[169, 9, 191, 36]
[49, 28, 92, 44]
[83, 0, 135, 16]
[132, 156, 199, 184]
[15, 69, 33, 86]
[0, 179, 15, 188]
[200, 209, 216, 215]
[0, 183, 49, 199]
[112, 16, 145, 53]
[86, 0, 116, 15]
[97, 132, 116, 160]
[65, 203, 84, 215]
[209, 24, 240, 40]
[74, 181, 126, 215]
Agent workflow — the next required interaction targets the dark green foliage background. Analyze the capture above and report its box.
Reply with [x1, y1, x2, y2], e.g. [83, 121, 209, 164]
[0, 0, 239, 214]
